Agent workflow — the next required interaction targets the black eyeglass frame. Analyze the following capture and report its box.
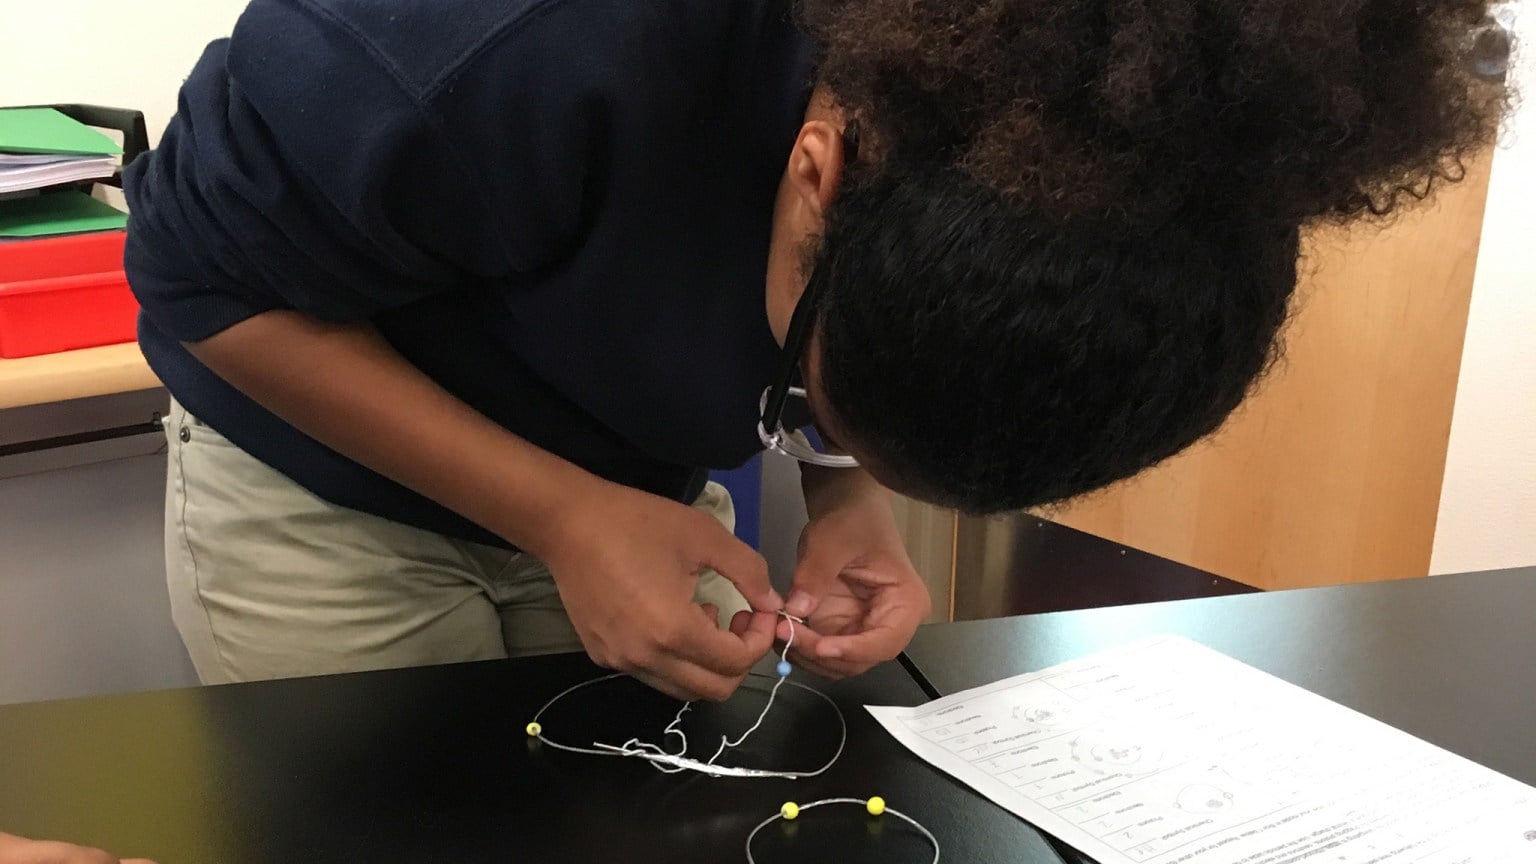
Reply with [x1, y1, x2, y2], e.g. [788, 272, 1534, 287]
[755, 123, 862, 469]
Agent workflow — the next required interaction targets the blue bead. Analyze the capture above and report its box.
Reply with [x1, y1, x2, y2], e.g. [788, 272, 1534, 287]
[776, 660, 793, 678]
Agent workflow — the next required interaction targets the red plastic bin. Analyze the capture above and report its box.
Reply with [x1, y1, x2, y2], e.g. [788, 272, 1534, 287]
[0, 230, 138, 359]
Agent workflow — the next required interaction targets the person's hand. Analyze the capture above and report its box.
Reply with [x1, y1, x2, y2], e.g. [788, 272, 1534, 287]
[0, 833, 155, 864]
[539, 480, 782, 701]
[779, 470, 931, 679]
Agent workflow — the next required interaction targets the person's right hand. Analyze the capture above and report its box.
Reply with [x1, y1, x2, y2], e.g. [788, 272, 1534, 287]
[538, 480, 781, 702]
[0, 832, 155, 864]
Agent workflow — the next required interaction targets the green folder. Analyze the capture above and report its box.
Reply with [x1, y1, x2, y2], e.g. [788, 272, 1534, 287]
[0, 190, 128, 238]
[0, 108, 123, 157]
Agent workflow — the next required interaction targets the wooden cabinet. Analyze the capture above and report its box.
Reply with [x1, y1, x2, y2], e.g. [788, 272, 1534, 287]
[1050, 157, 1496, 590]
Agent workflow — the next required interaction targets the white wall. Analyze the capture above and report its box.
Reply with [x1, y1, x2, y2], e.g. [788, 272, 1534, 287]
[1432, 6, 1536, 575]
[0, 0, 246, 144]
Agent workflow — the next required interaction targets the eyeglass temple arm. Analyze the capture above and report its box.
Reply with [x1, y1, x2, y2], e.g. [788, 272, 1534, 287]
[762, 283, 822, 435]
[763, 122, 858, 435]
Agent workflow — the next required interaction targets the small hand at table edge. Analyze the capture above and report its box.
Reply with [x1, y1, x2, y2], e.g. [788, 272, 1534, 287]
[0, 831, 157, 864]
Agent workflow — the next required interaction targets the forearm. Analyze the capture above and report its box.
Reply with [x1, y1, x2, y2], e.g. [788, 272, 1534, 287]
[800, 463, 890, 520]
[187, 309, 597, 556]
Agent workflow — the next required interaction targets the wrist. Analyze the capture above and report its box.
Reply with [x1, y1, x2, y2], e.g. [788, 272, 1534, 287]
[484, 450, 611, 562]
[801, 465, 886, 520]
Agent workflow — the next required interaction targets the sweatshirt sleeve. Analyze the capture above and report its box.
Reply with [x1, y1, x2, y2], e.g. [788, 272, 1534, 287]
[124, 0, 575, 341]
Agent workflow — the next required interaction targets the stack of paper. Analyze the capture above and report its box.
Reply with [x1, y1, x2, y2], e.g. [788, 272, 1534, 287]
[0, 153, 119, 195]
[870, 637, 1536, 864]
[0, 108, 122, 195]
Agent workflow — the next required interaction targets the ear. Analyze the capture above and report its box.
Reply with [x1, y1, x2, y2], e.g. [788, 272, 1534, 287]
[784, 120, 850, 225]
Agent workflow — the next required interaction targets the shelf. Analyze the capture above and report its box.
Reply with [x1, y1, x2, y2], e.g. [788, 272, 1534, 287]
[0, 342, 161, 410]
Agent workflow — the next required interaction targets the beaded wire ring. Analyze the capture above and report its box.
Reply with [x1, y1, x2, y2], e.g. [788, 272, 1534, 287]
[526, 612, 847, 780]
[745, 797, 942, 863]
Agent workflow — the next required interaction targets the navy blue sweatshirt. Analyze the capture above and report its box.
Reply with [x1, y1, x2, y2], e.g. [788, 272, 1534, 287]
[125, 0, 815, 546]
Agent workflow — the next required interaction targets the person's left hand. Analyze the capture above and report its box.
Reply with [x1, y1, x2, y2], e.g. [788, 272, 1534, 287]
[778, 471, 931, 679]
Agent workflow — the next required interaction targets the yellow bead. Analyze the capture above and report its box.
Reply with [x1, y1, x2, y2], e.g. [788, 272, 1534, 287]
[525, 721, 543, 737]
[781, 802, 800, 821]
[866, 797, 886, 817]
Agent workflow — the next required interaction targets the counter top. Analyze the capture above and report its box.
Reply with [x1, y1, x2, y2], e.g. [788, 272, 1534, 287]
[0, 343, 161, 410]
[0, 653, 1071, 864]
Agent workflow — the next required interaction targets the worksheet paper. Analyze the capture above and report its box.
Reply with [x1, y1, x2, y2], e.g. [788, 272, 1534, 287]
[869, 637, 1536, 864]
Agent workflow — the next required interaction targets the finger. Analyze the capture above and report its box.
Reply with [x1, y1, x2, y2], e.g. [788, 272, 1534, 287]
[729, 609, 753, 636]
[792, 621, 866, 670]
[776, 614, 825, 655]
[782, 616, 824, 652]
[638, 646, 762, 703]
[775, 615, 825, 646]
[632, 609, 775, 701]
[780, 624, 863, 675]
[787, 599, 920, 676]
[778, 622, 860, 678]
[665, 608, 776, 678]
[786, 526, 849, 619]
[788, 654, 854, 681]
[807, 619, 909, 666]
[786, 639, 871, 680]
[696, 527, 781, 612]
[699, 603, 720, 629]
[17, 841, 118, 864]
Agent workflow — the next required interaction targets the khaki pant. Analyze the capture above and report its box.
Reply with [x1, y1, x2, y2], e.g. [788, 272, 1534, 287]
[163, 401, 747, 685]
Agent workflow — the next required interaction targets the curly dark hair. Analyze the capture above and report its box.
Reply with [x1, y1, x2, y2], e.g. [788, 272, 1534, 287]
[800, 0, 1508, 513]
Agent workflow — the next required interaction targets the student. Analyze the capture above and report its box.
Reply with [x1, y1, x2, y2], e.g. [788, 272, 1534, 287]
[113, 0, 1500, 703]
[3, 1, 1508, 858]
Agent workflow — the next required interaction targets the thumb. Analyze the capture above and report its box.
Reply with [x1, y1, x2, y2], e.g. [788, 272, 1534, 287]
[697, 521, 781, 612]
[787, 523, 845, 619]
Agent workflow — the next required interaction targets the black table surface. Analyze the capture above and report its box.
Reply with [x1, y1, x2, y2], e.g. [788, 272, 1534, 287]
[905, 567, 1536, 790]
[6, 570, 1532, 863]
[952, 517, 1258, 618]
[0, 652, 1067, 864]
